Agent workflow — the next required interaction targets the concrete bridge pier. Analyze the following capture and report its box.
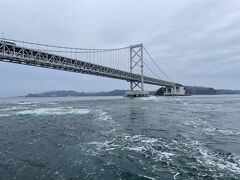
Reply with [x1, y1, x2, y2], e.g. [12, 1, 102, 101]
[164, 86, 186, 96]
[125, 90, 149, 98]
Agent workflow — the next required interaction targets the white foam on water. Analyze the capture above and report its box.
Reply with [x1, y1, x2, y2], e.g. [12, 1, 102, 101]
[85, 110, 122, 155]
[122, 135, 174, 162]
[173, 172, 180, 179]
[217, 129, 240, 135]
[16, 107, 90, 115]
[160, 152, 175, 159]
[140, 96, 159, 101]
[0, 113, 10, 117]
[138, 174, 156, 180]
[87, 139, 121, 152]
[181, 139, 240, 175]
[17, 101, 39, 105]
[204, 127, 240, 135]
[97, 111, 110, 121]
[86, 132, 239, 177]
[87, 134, 174, 165]
[138, 96, 162, 103]
[183, 118, 208, 128]
[48, 102, 58, 105]
[197, 145, 240, 174]
[0, 107, 17, 111]
[141, 138, 158, 143]
[184, 118, 240, 136]
[126, 146, 147, 152]
[94, 110, 120, 134]
[0, 106, 29, 111]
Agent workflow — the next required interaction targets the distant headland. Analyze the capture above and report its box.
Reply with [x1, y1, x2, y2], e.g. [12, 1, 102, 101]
[26, 86, 240, 97]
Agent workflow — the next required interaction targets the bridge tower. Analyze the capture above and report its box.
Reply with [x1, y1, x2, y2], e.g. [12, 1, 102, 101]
[126, 44, 149, 97]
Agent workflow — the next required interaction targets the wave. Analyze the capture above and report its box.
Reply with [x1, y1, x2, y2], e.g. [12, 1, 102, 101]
[195, 141, 240, 175]
[184, 120, 240, 136]
[86, 132, 240, 178]
[0, 106, 28, 111]
[87, 134, 174, 163]
[93, 110, 120, 134]
[16, 107, 90, 115]
[17, 101, 39, 105]
[0, 113, 10, 117]
[204, 127, 240, 135]
[174, 138, 240, 176]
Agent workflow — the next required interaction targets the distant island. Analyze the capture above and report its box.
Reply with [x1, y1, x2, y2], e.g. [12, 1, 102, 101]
[26, 90, 132, 97]
[26, 86, 240, 97]
[184, 86, 240, 95]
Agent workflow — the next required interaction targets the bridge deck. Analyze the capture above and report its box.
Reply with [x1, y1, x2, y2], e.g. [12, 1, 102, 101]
[0, 41, 179, 87]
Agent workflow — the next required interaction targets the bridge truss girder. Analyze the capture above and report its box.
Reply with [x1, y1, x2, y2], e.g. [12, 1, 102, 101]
[0, 41, 179, 88]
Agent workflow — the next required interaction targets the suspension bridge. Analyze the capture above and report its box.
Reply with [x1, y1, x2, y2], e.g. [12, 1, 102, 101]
[0, 38, 185, 97]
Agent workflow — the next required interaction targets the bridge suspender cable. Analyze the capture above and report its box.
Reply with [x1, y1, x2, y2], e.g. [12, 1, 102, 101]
[143, 62, 162, 80]
[143, 46, 174, 82]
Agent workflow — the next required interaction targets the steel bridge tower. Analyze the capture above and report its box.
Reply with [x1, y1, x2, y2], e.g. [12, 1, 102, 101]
[126, 44, 149, 97]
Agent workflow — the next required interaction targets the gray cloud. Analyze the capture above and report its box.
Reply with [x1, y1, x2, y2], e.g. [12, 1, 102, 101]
[0, 0, 240, 97]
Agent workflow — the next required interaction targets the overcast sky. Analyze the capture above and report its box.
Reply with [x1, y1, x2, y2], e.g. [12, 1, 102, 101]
[1, 0, 240, 97]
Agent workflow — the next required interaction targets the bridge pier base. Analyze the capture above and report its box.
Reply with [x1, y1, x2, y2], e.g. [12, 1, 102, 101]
[164, 86, 186, 96]
[125, 90, 149, 98]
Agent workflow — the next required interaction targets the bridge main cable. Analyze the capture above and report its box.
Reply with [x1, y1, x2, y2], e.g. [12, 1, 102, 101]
[1, 38, 130, 51]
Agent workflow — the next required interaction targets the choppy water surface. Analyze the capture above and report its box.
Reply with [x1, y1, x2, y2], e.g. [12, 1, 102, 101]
[0, 95, 240, 180]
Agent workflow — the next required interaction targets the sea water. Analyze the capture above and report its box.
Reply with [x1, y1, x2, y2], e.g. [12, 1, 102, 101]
[0, 95, 239, 179]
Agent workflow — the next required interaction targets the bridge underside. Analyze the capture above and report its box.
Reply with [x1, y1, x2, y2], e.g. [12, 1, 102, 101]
[0, 41, 182, 93]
